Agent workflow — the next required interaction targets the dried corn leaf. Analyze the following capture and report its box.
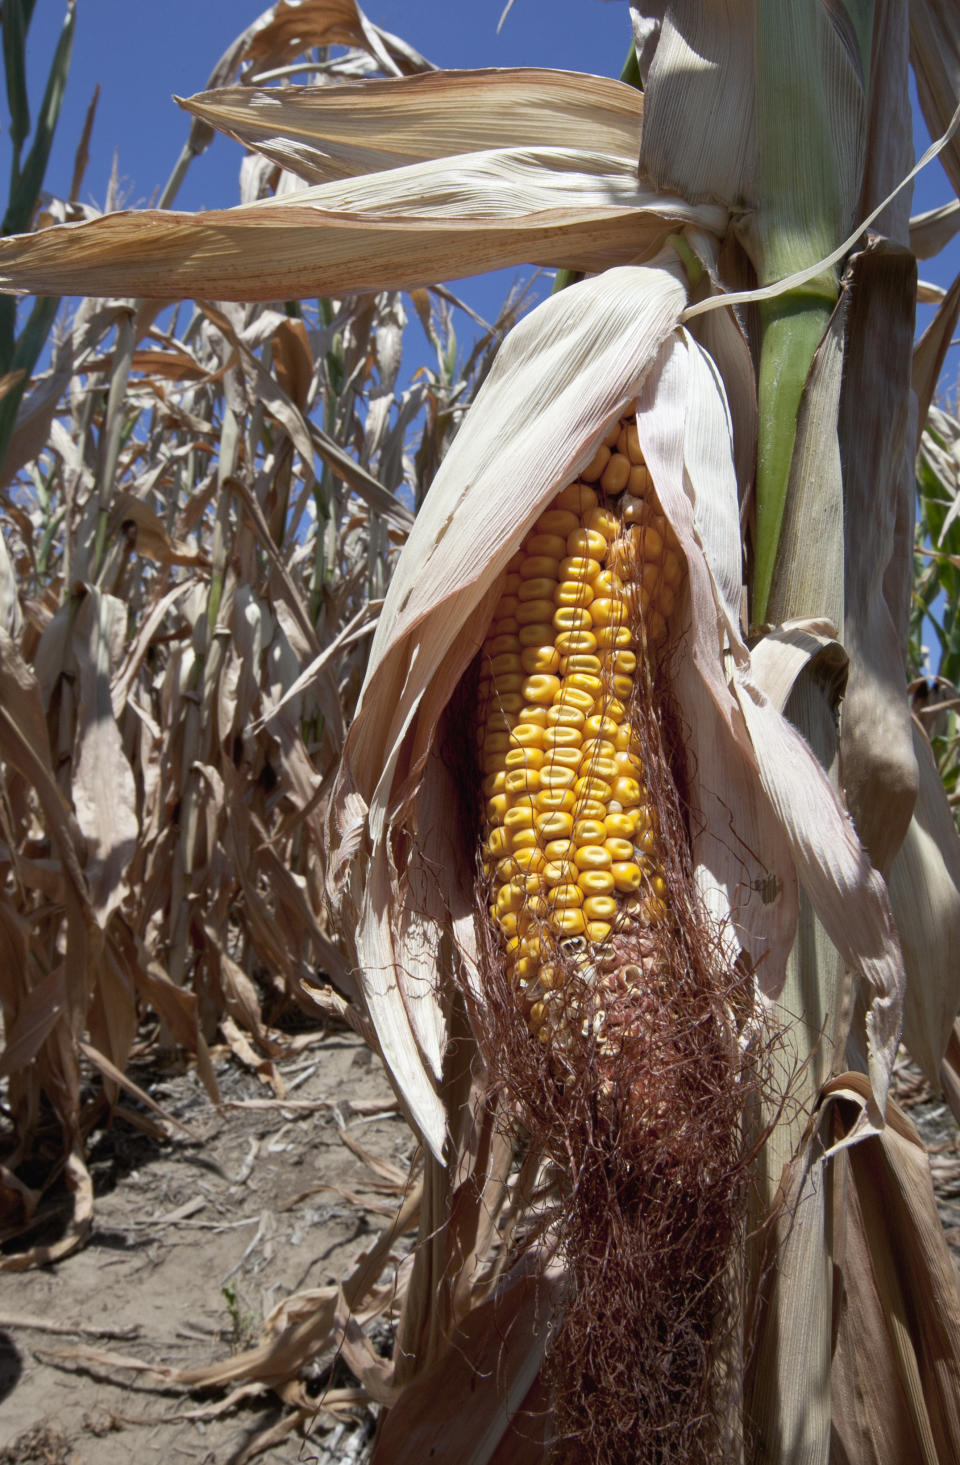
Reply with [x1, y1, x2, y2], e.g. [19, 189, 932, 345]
[178, 68, 643, 184]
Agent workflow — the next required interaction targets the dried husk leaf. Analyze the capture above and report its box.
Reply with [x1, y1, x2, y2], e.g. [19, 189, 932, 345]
[178, 68, 644, 184]
[910, 0, 960, 199]
[889, 723, 960, 1082]
[910, 199, 960, 258]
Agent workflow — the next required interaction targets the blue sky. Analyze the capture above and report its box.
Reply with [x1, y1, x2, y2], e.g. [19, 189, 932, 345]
[19, 0, 960, 393]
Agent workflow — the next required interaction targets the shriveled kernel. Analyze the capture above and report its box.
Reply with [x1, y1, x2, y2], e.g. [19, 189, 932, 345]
[600, 452, 631, 496]
[554, 481, 599, 515]
[580, 444, 611, 483]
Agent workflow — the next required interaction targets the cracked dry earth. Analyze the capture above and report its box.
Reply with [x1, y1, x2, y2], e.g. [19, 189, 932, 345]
[0, 1038, 957, 1465]
[0, 1030, 412, 1465]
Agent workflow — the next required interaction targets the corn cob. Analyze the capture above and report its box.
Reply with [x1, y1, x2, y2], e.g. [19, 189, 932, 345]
[476, 413, 684, 1048]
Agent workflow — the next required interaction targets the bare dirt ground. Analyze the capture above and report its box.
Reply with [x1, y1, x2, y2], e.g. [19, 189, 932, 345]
[1, 1039, 957, 1465]
[0, 1028, 412, 1464]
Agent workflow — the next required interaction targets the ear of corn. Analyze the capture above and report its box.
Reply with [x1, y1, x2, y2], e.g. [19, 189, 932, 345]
[476, 413, 684, 1045]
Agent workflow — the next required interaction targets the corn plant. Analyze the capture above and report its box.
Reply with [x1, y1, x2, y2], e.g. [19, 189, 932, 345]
[1, 1, 959, 1462]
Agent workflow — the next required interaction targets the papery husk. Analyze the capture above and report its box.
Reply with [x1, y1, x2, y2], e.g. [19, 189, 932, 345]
[0, 146, 725, 303]
[178, 68, 643, 184]
[746, 1074, 960, 1465]
[911, 0, 960, 199]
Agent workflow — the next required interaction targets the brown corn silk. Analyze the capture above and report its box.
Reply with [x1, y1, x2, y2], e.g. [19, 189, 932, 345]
[467, 414, 758, 1464]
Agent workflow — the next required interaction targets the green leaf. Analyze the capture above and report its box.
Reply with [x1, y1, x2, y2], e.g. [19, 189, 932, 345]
[3, 1, 75, 239]
[2, 0, 30, 162]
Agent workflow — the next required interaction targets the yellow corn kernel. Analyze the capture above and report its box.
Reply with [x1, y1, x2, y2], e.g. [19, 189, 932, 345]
[544, 724, 581, 748]
[507, 827, 539, 853]
[487, 794, 510, 822]
[496, 594, 519, 618]
[545, 747, 583, 770]
[583, 894, 618, 921]
[534, 788, 576, 813]
[575, 797, 607, 821]
[496, 881, 526, 916]
[611, 861, 644, 892]
[544, 863, 577, 890]
[505, 746, 544, 772]
[540, 765, 577, 791]
[488, 653, 523, 678]
[504, 767, 541, 795]
[486, 827, 510, 858]
[604, 836, 634, 862]
[516, 599, 555, 625]
[566, 672, 603, 700]
[546, 703, 586, 729]
[584, 714, 620, 740]
[571, 818, 607, 846]
[635, 826, 657, 856]
[581, 755, 619, 783]
[574, 775, 612, 802]
[586, 920, 613, 943]
[544, 838, 576, 863]
[499, 912, 519, 938]
[578, 869, 616, 897]
[539, 962, 561, 989]
[589, 598, 626, 630]
[483, 770, 507, 796]
[517, 577, 557, 603]
[553, 605, 593, 634]
[643, 896, 668, 923]
[536, 810, 575, 839]
[554, 578, 595, 607]
[514, 956, 540, 984]
[536, 508, 580, 537]
[547, 882, 585, 908]
[554, 481, 599, 515]
[511, 722, 547, 748]
[517, 621, 556, 646]
[585, 506, 620, 541]
[580, 444, 611, 483]
[554, 686, 595, 715]
[610, 776, 643, 807]
[522, 674, 561, 705]
[563, 653, 603, 676]
[600, 453, 631, 495]
[555, 630, 599, 657]
[551, 908, 587, 936]
[519, 705, 549, 727]
[594, 625, 634, 649]
[580, 739, 616, 765]
[559, 554, 603, 583]
[485, 633, 517, 657]
[503, 803, 535, 831]
[566, 527, 608, 559]
[574, 844, 612, 872]
[520, 645, 561, 675]
[502, 570, 522, 590]
[527, 532, 566, 557]
[604, 810, 638, 839]
[519, 555, 561, 580]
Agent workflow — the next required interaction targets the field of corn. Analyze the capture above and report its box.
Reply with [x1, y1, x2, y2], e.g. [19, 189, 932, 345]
[2, 1, 960, 1462]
